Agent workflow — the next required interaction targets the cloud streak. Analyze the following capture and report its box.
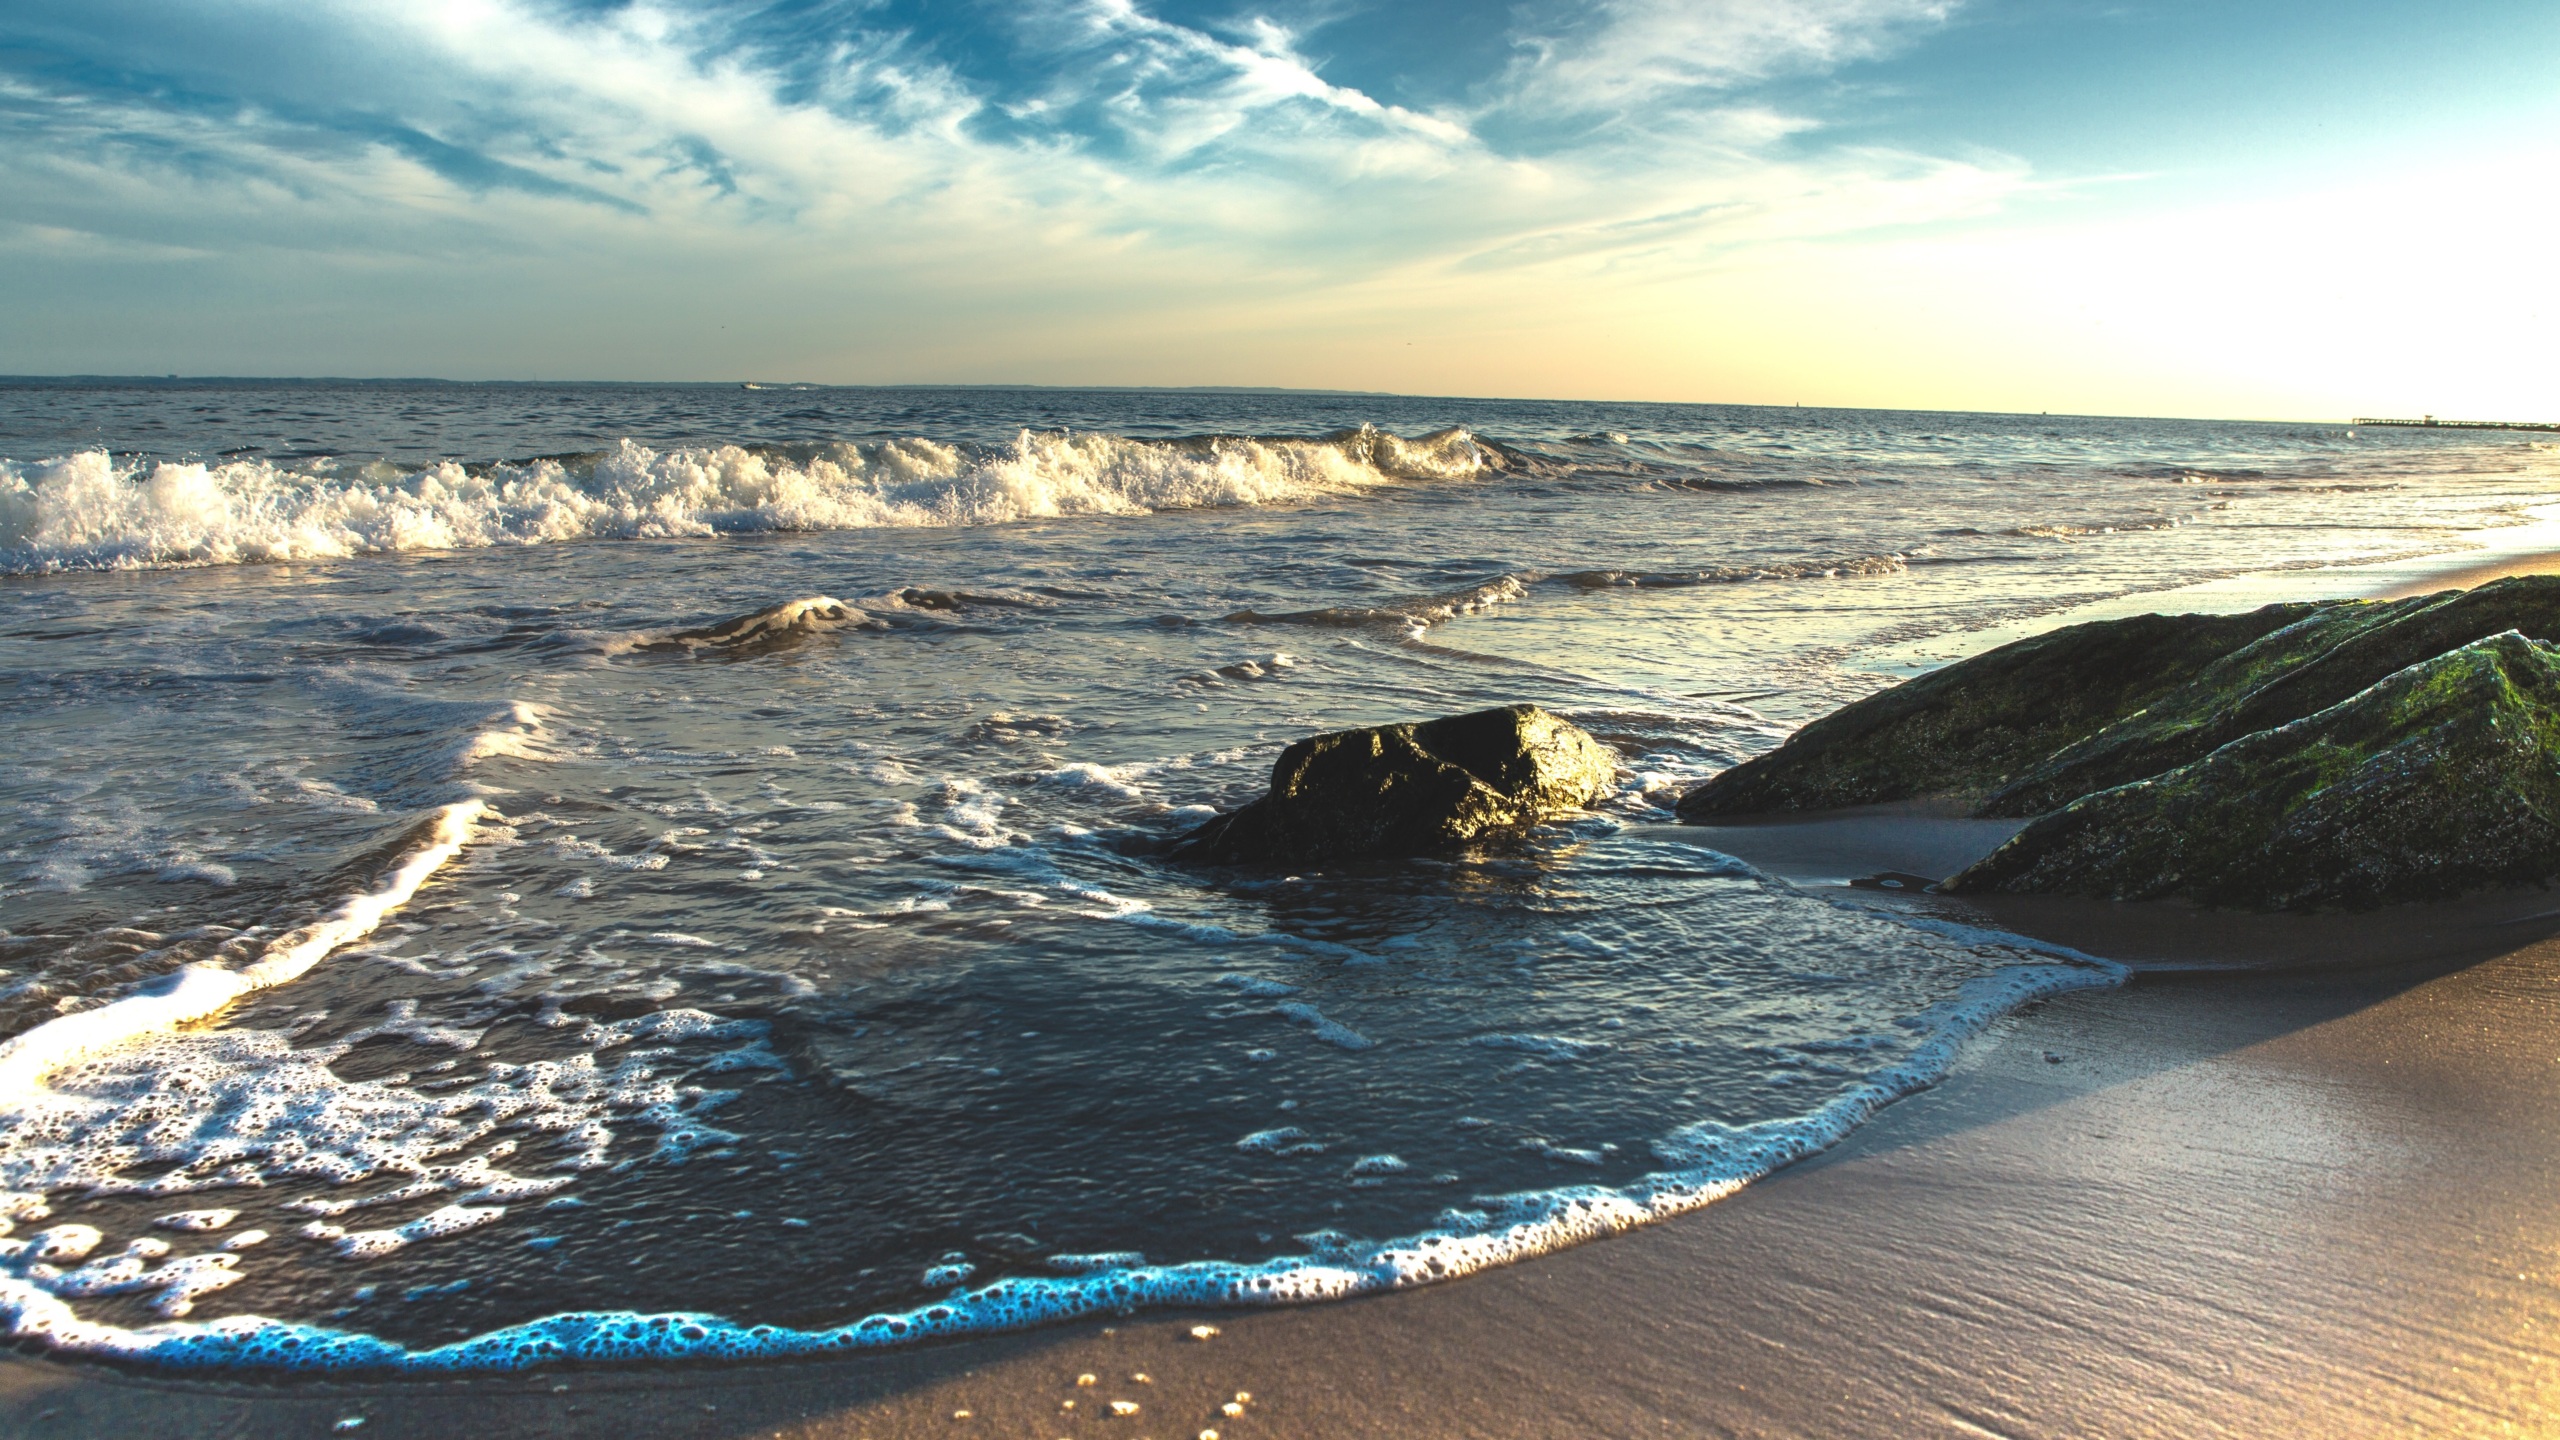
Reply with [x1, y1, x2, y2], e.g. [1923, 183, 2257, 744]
[0, 0, 2029, 379]
[1501, 0, 1956, 113]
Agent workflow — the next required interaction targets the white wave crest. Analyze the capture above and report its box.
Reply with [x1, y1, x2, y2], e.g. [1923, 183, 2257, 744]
[0, 426, 1495, 574]
[0, 802, 486, 1099]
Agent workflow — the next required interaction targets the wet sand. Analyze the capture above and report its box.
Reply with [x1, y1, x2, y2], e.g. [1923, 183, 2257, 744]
[16, 554, 2560, 1437]
[2377, 550, 2560, 600]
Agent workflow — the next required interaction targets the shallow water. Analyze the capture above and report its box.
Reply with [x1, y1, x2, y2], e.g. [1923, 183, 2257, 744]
[1, 382, 2550, 1368]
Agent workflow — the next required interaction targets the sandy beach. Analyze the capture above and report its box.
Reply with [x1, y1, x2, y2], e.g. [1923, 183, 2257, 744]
[10, 556, 2560, 1438]
[7, 0, 2551, 1420]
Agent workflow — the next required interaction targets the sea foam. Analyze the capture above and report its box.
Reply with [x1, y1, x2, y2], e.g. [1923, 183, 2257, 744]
[0, 426, 1495, 574]
[0, 802, 484, 1099]
[0, 797, 780, 1325]
[0, 955, 2121, 1370]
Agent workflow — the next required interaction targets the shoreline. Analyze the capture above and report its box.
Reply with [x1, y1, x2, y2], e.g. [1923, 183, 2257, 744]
[13, 930, 2556, 1437]
[2376, 548, 2560, 599]
[13, 552, 2560, 1434]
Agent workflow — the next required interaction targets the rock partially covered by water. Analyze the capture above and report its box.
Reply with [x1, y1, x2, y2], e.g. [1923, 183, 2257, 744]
[1675, 604, 2327, 818]
[1945, 632, 2560, 909]
[650, 595, 878, 653]
[1981, 575, 2560, 816]
[1173, 705, 1617, 865]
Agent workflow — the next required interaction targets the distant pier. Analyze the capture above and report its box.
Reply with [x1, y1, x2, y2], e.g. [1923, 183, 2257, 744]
[2353, 415, 2560, 434]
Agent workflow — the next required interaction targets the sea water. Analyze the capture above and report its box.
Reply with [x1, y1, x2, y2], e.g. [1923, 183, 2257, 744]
[1, 381, 2551, 1368]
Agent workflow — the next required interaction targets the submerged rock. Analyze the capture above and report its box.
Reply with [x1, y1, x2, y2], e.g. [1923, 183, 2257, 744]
[1172, 704, 1616, 865]
[650, 596, 878, 653]
[1944, 632, 2560, 909]
[1674, 604, 2327, 818]
[1981, 575, 2560, 816]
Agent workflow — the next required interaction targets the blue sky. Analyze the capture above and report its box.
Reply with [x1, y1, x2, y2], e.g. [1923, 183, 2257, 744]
[2, 0, 2554, 416]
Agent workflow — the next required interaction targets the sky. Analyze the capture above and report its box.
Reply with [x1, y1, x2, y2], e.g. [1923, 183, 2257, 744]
[1, 0, 2554, 418]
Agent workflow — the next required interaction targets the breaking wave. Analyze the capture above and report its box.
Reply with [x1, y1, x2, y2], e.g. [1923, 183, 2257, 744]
[0, 802, 484, 1096]
[0, 426, 1499, 574]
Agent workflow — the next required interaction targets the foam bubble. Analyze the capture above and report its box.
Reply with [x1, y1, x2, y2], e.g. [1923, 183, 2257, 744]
[1045, 1252, 1147, 1273]
[1272, 1002, 1375, 1051]
[330, 1204, 508, 1263]
[1557, 554, 1911, 588]
[34, 1235, 243, 1317]
[1236, 1128, 1325, 1156]
[1035, 763, 1155, 804]
[1468, 1033, 1609, 1062]
[1212, 974, 1298, 998]
[1226, 575, 1528, 639]
[1184, 654, 1301, 686]
[154, 1210, 239, 1232]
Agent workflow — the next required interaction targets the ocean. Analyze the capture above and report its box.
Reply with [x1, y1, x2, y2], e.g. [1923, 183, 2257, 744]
[1, 380, 2551, 1369]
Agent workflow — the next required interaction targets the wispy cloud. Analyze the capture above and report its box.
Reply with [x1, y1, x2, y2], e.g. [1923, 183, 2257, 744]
[0, 0, 2026, 376]
[0, 220, 211, 262]
[1499, 0, 1956, 114]
[1000, 1, 1473, 162]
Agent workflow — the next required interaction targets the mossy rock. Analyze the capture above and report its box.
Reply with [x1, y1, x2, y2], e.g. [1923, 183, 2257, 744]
[1674, 603, 2328, 818]
[1982, 575, 2560, 816]
[1173, 704, 1617, 865]
[1944, 632, 2560, 909]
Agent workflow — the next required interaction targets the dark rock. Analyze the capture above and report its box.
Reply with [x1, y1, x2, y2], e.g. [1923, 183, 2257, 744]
[1944, 632, 2560, 909]
[1981, 575, 2560, 816]
[1172, 705, 1617, 865]
[1674, 603, 2328, 819]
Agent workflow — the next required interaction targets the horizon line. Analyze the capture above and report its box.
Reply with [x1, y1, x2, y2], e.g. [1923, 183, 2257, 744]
[0, 374, 2413, 429]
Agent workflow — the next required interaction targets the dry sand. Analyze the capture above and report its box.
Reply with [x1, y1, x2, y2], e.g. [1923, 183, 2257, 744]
[15, 552, 2560, 1438]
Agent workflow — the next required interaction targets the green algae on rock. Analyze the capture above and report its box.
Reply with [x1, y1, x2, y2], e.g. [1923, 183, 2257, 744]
[1981, 575, 2560, 817]
[1944, 631, 2560, 909]
[1674, 604, 2329, 819]
[1173, 704, 1617, 866]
